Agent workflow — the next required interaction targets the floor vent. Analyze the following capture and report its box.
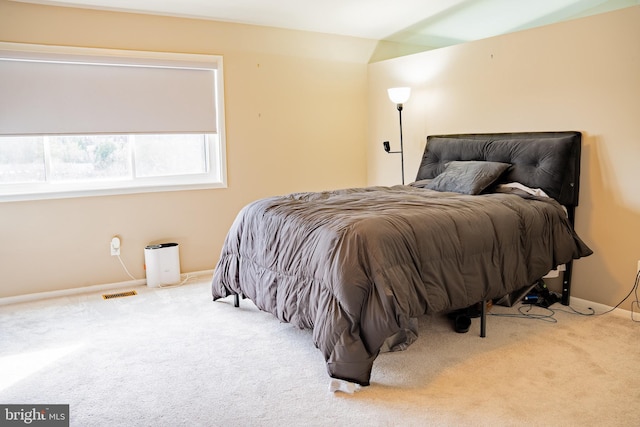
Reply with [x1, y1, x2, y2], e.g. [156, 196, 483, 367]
[102, 290, 138, 300]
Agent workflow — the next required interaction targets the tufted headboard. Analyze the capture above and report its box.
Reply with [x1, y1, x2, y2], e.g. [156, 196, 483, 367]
[415, 131, 582, 207]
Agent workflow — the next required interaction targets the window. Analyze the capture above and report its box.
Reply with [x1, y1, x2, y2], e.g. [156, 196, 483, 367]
[0, 43, 226, 201]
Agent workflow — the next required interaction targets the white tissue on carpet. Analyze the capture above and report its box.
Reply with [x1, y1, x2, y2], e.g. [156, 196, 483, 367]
[328, 378, 361, 394]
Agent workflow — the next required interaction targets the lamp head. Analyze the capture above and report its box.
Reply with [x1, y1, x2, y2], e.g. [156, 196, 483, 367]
[387, 87, 411, 109]
[383, 141, 391, 152]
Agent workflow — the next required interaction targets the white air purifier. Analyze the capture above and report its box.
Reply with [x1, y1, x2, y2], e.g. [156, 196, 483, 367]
[144, 243, 181, 287]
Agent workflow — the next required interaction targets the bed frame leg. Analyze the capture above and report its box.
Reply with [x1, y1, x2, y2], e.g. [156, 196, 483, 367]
[480, 300, 487, 338]
[234, 294, 240, 308]
[561, 260, 573, 306]
[562, 206, 576, 306]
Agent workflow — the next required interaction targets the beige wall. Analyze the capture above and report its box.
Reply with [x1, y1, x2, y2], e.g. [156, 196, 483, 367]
[0, 1, 375, 298]
[369, 6, 640, 310]
[2, 1, 639, 311]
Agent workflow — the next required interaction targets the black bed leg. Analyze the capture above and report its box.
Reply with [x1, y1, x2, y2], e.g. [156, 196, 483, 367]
[480, 300, 487, 338]
[562, 207, 576, 306]
[234, 294, 240, 308]
[561, 260, 573, 306]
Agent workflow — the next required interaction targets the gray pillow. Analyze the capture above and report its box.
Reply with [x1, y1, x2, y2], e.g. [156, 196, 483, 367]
[426, 161, 511, 195]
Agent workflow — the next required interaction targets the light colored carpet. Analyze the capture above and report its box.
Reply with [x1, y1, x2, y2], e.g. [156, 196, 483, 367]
[1, 276, 638, 426]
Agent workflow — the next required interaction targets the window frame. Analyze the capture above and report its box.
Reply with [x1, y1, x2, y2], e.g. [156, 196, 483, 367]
[0, 43, 227, 202]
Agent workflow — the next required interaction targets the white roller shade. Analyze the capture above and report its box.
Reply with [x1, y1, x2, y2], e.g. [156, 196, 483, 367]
[0, 44, 218, 135]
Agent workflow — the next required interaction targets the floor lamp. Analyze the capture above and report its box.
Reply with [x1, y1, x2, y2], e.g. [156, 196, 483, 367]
[383, 87, 411, 185]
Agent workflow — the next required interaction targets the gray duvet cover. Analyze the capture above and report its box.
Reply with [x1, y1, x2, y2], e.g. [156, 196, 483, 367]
[211, 185, 592, 385]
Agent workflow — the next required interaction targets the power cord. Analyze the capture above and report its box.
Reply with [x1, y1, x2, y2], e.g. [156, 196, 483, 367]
[115, 253, 195, 288]
[490, 304, 558, 323]
[158, 273, 194, 288]
[116, 253, 138, 281]
[553, 305, 595, 316]
[591, 270, 640, 322]
[492, 271, 640, 323]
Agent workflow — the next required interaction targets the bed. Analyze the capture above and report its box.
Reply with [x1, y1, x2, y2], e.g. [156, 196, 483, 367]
[211, 131, 592, 386]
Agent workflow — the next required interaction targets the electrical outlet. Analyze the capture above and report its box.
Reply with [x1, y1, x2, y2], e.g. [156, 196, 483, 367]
[111, 236, 121, 256]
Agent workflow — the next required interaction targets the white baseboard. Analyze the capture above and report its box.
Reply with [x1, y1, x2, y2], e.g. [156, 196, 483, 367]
[0, 269, 213, 306]
[569, 296, 633, 319]
[2, 279, 634, 321]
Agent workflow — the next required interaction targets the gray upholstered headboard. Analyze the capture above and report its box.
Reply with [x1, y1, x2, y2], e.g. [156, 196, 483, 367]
[415, 131, 582, 207]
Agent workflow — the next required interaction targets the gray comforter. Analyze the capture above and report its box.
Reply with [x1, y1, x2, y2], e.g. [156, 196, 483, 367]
[211, 185, 592, 385]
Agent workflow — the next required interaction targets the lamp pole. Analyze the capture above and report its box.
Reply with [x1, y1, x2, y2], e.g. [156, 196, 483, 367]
[397, 103, 405, 185]
[385, 87, 410, 185]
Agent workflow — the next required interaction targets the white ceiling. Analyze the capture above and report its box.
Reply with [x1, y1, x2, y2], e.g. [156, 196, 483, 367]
[13, 0, 639, 48]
